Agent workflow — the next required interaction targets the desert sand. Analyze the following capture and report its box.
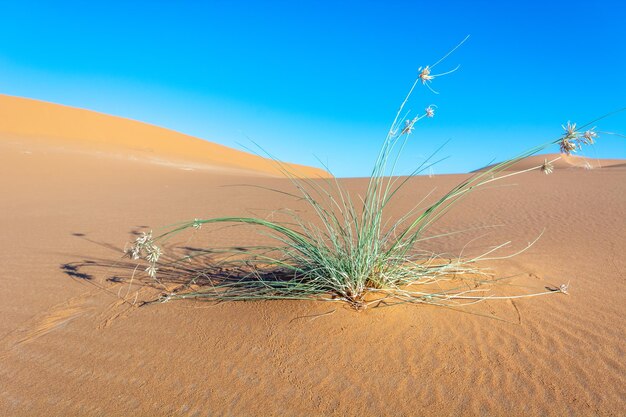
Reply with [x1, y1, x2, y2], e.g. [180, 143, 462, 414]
[1, 96, 625, 416]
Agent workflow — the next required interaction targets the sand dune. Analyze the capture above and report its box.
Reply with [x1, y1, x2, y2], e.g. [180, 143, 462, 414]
[474, 153, 625, 172]
[0, 104, 625, 416]
[0, 94, 329, 177]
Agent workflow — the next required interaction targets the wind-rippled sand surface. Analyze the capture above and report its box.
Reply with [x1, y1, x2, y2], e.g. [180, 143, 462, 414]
[1, 100, 625, 416]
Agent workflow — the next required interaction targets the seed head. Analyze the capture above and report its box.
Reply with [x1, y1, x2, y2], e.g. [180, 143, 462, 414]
[559, 122, 599, 155]
[125, 231, 154, 259]
[559, 139, 578, 155]
[192, 219, 203, 230]
[562, 121, 579, 140]
[559, 282, 570, 295]
[559, 121, 581, 155]
[425, 106, 435, 118]
[418, 66, 434, 84]
[136, 231, 152, 244]
[146, 264, 158, 279]
[124, 245, 141, 260]
[540, 159, 554, 175]
[582, 128, 598, 145]
[416, 64, 459, 94]
[145, 244, 162, 263]
[401, 117, 418, 135]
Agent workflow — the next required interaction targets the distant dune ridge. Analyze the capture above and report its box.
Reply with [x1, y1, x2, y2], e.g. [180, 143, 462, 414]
[0, 94, 329, 177]
[474, 153, 625, 172]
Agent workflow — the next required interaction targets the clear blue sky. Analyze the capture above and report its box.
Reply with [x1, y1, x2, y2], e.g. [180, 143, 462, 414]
[1, 0, 624, 177]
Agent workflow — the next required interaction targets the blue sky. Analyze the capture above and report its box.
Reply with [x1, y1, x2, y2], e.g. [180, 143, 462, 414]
[0, 0, 624, 177]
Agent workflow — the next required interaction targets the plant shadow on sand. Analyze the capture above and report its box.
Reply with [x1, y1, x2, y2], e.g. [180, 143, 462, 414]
[60, 230, 565, 324]
[61, 231, 315, 307]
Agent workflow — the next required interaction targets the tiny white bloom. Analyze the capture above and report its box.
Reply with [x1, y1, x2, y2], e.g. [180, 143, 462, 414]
[146, 264, 158, 279]
[582, 128, 598, 144]
[562, 121, 579, 140]
[540, 159, 554, 175]
[418, 66, 434, 84]
[559, 138, 578, 155]
[401, 117, 418, 135]
[145, 244, 162, 263]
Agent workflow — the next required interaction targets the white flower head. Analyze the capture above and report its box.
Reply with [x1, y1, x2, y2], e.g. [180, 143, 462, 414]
[125, 231, 155, 260]
[146, 264, 158, 279]
[559, 138, 578, 155]
[401, 117, 418, 135]
[425, 105, 435, 118]
[123, 244, 141, 260]
[417, 63, 460, 94]
[418, 66, 434, 84]
[559, 122, 598, 155]
[541, 159, 554, 175]
[135, 231, 153, 246]
[145, 244, 162, 263]
[582, 128, 598, 145]
[562, 121, 579, 140]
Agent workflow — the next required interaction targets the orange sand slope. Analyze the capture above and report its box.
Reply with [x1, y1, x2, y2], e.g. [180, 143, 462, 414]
[0, 94, 329, 177]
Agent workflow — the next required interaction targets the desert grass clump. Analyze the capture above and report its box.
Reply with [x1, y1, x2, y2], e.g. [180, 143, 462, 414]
[127, 38, 619, 310]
